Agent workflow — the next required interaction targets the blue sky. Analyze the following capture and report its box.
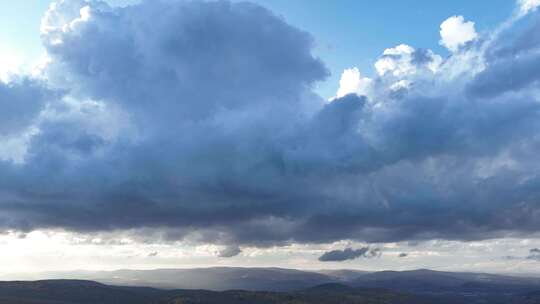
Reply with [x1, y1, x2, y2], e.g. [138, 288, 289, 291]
[0, 0, 514, 97]
[252, 0, 514, 96]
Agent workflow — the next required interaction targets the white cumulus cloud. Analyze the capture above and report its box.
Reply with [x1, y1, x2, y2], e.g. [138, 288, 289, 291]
[439, 16, 478, 52]
[335, 67, 372, 99]
[518, 0, 540, 16]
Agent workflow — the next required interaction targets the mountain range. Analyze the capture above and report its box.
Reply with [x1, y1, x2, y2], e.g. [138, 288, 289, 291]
[3, 267, 540, 303]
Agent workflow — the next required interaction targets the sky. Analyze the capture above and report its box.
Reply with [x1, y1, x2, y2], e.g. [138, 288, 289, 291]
[0, 0, 515, 97]
[2, 0, 540, 275]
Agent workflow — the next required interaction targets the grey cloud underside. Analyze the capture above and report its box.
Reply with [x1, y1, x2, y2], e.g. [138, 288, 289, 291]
[2, 0, 540, 246]
[528, 248, 540, 261]
[505, 248, 540, 261]
[218, 245, 242, 258]
[318, 247, 381, 262]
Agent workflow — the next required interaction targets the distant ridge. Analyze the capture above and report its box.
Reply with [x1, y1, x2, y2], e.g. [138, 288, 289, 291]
[3, 267, 333, 291]
[2, 276, 540, 304]
[0, 279, 446, 304]
[3, 267, 540, 296]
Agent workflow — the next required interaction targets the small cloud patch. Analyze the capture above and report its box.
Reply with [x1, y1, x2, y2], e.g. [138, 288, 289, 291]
[318, 247, 381, 262]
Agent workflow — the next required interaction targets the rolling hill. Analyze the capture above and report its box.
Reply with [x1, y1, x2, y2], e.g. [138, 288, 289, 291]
[0, 280, 446, 304]
[3, 268, 540, 303]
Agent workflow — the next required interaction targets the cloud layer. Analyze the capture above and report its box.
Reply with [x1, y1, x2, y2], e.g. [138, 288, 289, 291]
[1, 0, 540, 248]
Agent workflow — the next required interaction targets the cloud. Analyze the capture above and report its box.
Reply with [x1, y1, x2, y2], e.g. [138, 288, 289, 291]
[217, 245, 242, 258]
[0, 78, 55, 137]
[527, 248, 540, 261]
[504, 248, 540, 261]
[518, 0, 540, 16]
[2, 0, 540, 250]
[371, 44, 442, 97]
[318, 247, 381, 262]
[2, 0, 329, 241]
[0, 77, 58, 163]
[374, 44, 441, 77]
[335, 68, 372, 99]
[439, 16, 478, 52]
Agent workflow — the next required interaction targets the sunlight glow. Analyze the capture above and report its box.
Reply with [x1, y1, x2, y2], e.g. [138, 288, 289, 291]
[0, 47, 23, 82]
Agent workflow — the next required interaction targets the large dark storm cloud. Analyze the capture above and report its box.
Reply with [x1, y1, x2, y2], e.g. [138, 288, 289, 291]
[2, 0, 540, 246]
